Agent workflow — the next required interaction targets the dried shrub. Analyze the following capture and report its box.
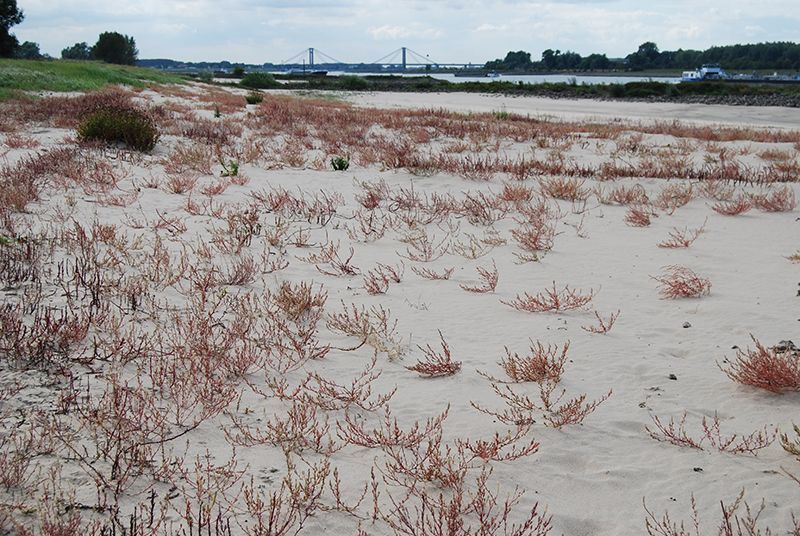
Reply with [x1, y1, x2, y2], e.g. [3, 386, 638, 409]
[473, 381, 611, 429]
[498, 182, 534, 204]
[749, 186, 797, 212]
[712, 196, 752, 216]
[719, 335, 800, 393]
[644, 490, 792, 536]
[77, 106, 159, 152]
[540, 177, 590, 201]
[496, 341, 569, 383]
[411, 265, 454, 280]
[460, 260, 499, 293]
[581, 310, 620, 334]
[657, 221, 706, 248]
[502, 282, 596, 313]
[245, 91, 264, 105]
[654, 183, 694, 213]
[597, 184, 649, 206]
[625, 206, 652, 227]
[646, 412, 776, 454]
[781, 424, 800, 459]
[407, 331, 462, 378]
[652, 266, 711, 299]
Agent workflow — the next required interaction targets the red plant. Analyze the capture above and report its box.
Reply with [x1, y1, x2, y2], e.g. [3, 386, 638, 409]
[581, 310, 620, 334]
[657, 221, 707, 248]
[712, 196, 752, 216]
[473, 382, 611, 428]
[511, 221, 556, 253]
[652, 265, 711, 299]
[495, 340, 569, 383]
[337, 406, 449, 449]
[597, 184, 649, 206]
[200, 179, 230, 196]
[398, 232, 449, 263]
[363, 261, 404, 296]
[643, 491, 789, 536]
[719, 335, 800, 393]
[502, 282, 596, 313]
[654, 182, 694, 213]
[411, 265, 454, 280]
[298, 239, 360, 277]
[166, 173, 198, 194]
[460, 260, 499, 293]
[646, 411, 776, 455]
[498, 182, 533, 204]
[750, 186, 797, 212]
[363, 271, 389, 295]
[407, 330, 462, 378]
[625, 206, 652, 227]
[540, 177, 590, 201]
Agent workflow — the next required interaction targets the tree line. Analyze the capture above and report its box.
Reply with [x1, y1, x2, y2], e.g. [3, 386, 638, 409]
[485, 42, 800, 72]
[1, 0, 137, 64]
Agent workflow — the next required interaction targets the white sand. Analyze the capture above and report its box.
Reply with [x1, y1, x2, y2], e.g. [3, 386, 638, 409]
[1, 86, 799, 535]
[340, 90, 800, 129]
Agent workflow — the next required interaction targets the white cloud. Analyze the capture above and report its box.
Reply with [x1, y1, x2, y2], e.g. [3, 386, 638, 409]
[474, 23, 509, 33]
[12, 0, 800, 63]
[368, 24, 444, 41]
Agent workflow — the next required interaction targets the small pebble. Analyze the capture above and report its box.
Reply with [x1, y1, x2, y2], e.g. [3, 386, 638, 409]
[693, 467, 703, 472]
[668, 374, 678, 380]
[682, 322, 691, 328]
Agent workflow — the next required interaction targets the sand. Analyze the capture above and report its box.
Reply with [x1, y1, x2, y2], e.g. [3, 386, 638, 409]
[0, 85, 798, 535]
[340, 90, 800, 129]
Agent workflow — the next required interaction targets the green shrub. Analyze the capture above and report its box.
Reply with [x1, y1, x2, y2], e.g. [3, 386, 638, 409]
[77, 106, 159, 152]
[330, 156, 350, 171]
[245, 91, 263, 105]
[197, 71, 213, 83]
[607, 84, 626, 98]
[493, 107, 510, 120]
[339, 75, 369, 90]
[220, 160, 239, 177]
[240, 72, 279, 89]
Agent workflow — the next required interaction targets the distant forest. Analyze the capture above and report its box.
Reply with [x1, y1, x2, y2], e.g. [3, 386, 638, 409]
[484, 42, 800, 71]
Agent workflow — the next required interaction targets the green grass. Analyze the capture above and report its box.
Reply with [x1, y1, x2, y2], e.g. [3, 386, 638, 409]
[0, 59, 184, 99]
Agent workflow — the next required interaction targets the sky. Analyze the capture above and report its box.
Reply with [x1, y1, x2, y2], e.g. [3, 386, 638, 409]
[13, 0, 800, 65]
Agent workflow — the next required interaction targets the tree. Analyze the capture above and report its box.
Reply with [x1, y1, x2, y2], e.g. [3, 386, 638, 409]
[627, 41, 661, 70]
[0, 0, 24, 58]
[541, 49, 557, 69]
[485, 50, 533, 71]
[92, 31, 138, 65]
[62, 42, 92, 60]
[14, 40, 41, 59]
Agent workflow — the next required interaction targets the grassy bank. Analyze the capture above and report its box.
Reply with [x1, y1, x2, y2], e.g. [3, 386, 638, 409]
[0, 59, 184, 100]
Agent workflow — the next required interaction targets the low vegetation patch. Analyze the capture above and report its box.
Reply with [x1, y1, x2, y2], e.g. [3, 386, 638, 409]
[240, 72, 280, 89]
[0, 59, 183, 100]
[77, 105, 159, 152]
[245, 91, 264, 104]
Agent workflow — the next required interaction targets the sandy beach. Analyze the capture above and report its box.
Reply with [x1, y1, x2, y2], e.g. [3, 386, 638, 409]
[339, 90, 800, 129]
[0, 84, 798, 535]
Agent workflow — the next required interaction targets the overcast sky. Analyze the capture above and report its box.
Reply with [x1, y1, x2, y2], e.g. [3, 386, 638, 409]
[14, 0, 800, 64]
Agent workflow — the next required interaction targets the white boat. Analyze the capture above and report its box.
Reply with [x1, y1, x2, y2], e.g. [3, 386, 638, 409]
[681, 63, 727, 82]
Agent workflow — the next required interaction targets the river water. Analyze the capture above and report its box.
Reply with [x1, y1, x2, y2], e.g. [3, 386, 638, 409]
[325, 71, 681, 85]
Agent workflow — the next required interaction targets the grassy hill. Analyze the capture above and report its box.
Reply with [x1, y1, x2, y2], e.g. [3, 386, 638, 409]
[0, 59, 184, 100]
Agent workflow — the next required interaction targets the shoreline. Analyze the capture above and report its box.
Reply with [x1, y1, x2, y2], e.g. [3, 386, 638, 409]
[287, 90, 800, 128]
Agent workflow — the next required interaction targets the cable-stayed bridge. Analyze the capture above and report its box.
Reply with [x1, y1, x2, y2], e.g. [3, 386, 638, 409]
[279, 47, 476, 71]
